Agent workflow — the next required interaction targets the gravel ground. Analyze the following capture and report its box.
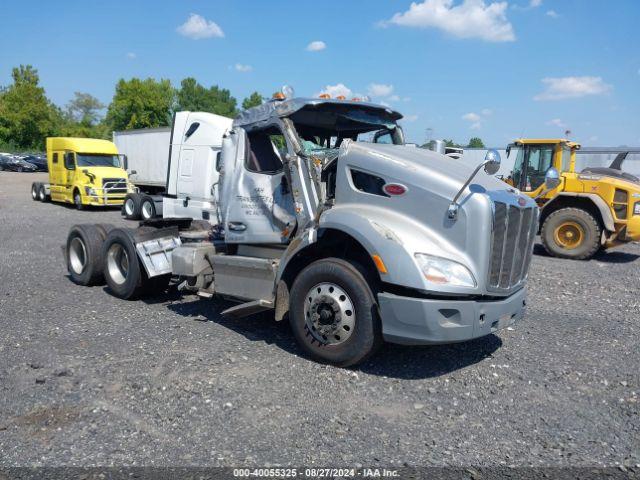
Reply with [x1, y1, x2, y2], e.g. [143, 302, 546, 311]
[0, 171, 638, 468]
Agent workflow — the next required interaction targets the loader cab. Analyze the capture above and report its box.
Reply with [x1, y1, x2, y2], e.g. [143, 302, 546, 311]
[506, 139, 577, 198]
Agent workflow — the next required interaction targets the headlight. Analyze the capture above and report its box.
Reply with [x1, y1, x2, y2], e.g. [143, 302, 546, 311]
[414, 253, 476, 288]
[84, 187, 97, 196]
[634, 202, 640, 216]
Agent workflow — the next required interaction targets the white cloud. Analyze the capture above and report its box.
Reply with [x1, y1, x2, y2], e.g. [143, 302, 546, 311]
[481, 108, 493, 116]
[546, 9, 559, 18]
[234, 63, 252, 72]
[403, 97, 411, 102]
[388, 94, 401, 101]
[177, 13, 224, 39]
[534, 76, 612, 101]
[462, 112, 481, 122]
[403, 114, 419, 122]
[126, 52, 136, 60]
[382, 0, 515, 43]
[317, 83, 353, 98]
[529, 0, 542, 7]
[546, 118, 567, 129]
[470, 122, 482, 130]
[368, 83, 395, 97]
[306, 40, 326, 52]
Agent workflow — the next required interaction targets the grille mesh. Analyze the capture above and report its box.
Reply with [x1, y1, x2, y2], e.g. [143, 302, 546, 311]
[488, 201, 537, 292]
[102, 178, 127, 194]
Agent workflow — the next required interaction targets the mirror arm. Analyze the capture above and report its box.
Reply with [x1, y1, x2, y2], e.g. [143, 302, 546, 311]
[447, 160, 490, 220]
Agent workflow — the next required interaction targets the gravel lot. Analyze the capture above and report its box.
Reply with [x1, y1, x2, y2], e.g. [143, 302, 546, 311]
[0, 171, 638, 469]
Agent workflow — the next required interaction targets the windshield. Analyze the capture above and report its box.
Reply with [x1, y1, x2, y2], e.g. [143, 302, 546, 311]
[76, 154, 122, 168]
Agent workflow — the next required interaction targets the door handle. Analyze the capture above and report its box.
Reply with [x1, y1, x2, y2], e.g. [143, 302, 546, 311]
[227, 222, 247, 231]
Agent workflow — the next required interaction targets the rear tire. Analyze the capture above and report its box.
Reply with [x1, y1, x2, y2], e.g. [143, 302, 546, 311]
[122, 193, 142, 220]
[140, 195, 156, 221]
[66, 224, 107, 285]
[38, 184, 48, 202]
[541, 207, 601, 260]
[31, 182, 40, 201]
[289, 258, 382, 367]
[102, 228, 156, 300]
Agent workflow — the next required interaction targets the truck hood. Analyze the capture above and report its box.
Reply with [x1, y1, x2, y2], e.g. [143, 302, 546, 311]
[78, 166, 127, 181]
[339, 141, 515, 200]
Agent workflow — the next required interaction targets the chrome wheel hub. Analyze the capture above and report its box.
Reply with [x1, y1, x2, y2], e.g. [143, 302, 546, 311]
[304, 283, 355, 345]
[69, 237, 87, 274]
[107, 243, 129, 285]
[141, 201, 153, 219]
[124, 198, 134, 216]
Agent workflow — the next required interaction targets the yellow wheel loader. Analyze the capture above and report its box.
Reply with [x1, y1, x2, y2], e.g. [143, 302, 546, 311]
[505, 139, 640, 260]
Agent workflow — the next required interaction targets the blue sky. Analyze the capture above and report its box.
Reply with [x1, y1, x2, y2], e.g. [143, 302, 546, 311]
[2, 0, 639, 147]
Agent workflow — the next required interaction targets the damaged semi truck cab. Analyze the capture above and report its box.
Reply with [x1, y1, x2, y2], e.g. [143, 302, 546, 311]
[65, 94, 541, 366]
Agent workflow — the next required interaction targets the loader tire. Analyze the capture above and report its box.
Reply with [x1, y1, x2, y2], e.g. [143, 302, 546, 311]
[66, 224, 107, 286]
[541, 207, 601, 260]
[122, 193, 142, 220]
[289, 258, 382, 367]
[102, 228, 163, 300]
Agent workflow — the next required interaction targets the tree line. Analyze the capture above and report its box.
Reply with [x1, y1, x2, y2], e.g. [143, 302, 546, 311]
[0, 65, 265, 151]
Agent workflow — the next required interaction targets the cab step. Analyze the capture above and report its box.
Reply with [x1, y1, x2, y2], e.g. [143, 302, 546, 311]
[221, 299, 274, 318]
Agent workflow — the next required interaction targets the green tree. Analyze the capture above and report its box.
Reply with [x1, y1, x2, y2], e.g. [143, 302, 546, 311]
[242, 92, 263, 110]
[467, 137, 485, 148]
[106, 78, 175, 130]
[67, 92, 105, 126]
[0, 65, 61, 150]
[176, 77, 237, 117]
[444, 139, 463, 148]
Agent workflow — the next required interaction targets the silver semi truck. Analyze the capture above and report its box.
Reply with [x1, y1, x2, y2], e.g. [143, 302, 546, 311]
[65, 93, 553, 366]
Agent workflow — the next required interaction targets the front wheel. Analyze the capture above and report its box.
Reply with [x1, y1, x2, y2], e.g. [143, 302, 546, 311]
[289, 258, 382, 367]
[74, 190, 84, 210]
[541, 207, 601, 260]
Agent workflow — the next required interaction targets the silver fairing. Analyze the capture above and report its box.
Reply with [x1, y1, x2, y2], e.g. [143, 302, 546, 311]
[321, 141, 538, 297]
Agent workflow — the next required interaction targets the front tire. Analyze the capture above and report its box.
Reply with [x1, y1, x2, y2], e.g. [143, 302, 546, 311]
[66, 224, 107, 285]
[541, 207, 601, 260]
[289, 258, 382, 367]
[74, 190, 84, 210]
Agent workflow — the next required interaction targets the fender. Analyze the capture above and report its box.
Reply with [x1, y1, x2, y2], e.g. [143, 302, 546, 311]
[542, 192, 615, 232]
[277, 204, 480, 294]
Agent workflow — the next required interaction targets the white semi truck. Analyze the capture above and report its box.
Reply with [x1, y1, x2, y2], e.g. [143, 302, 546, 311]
[65, 91, 552, 366]
[114, 113, 232, 220]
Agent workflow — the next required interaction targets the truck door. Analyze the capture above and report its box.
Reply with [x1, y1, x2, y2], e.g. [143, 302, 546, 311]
[63, 151, 77, 198]
[173, 112, 232, 202]
[224, 126, 296, 244]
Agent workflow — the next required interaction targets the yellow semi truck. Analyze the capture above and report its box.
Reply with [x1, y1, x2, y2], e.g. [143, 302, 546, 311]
[30, 137, 133, 209]
[506, 138, 640, 259]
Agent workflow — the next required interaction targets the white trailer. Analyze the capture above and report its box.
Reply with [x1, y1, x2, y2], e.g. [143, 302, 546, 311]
[113, 127, 171, 193]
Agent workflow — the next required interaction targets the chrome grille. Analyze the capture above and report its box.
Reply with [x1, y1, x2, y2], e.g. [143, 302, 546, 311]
[103, 178, 127, 194]
[488, 201, 538, 292]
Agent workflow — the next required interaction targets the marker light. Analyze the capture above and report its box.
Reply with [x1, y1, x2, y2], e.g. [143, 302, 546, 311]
[351, 97, 361, 102]
[272, 92, 286, 100]
[336, 95, 346, 100]
[383, 183, 407, 196]
[319, 93, 331, 99]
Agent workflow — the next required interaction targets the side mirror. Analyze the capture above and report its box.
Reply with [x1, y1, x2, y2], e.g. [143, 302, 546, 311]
[215, 151, 222, 172]
[506, 145, 511, 158]
[483, 149, 501, 175]
[544, 167, 561, 190]
[121, 154, 128, 170]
